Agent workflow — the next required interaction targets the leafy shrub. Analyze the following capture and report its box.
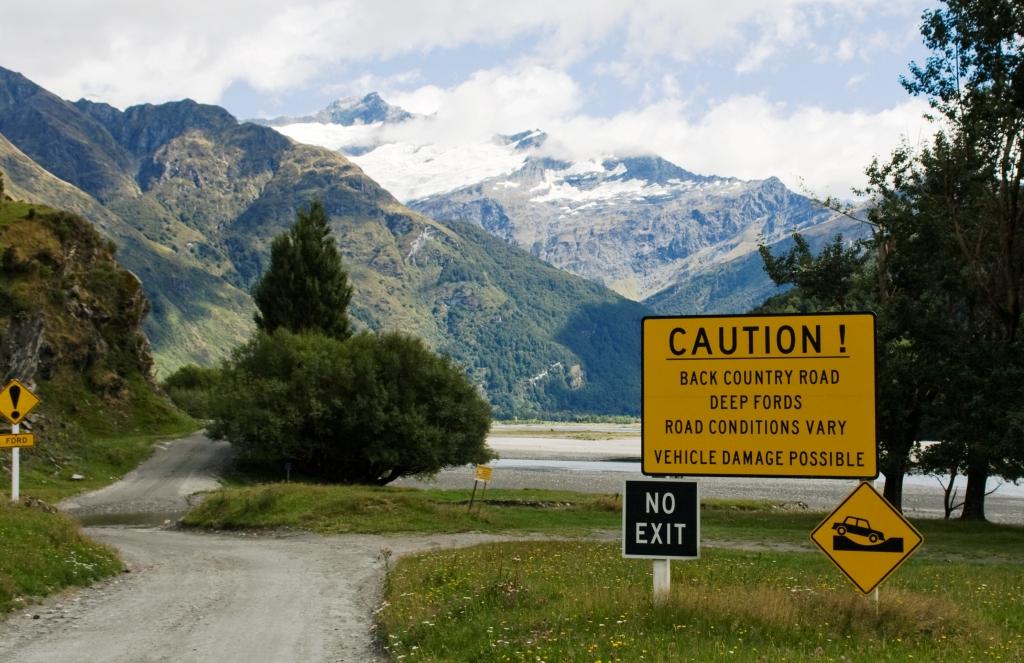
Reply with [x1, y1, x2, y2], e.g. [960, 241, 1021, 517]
[208, 329, 492, 484]
[161, 364, 224, 419]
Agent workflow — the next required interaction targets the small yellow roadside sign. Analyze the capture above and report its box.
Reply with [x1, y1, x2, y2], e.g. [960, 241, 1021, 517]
[0, 432, 35, 449]
[642, 313, 876, 478]
[810, 482, 923, 594]
[474, 465, 493, 482]
[0, 379, 40, 425]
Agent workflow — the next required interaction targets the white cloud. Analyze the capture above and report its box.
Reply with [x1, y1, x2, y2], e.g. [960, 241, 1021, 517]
[328, 73, 934, 200]
[2, 0, 919, 108]
[837, 38, 857, 62]
[541, 96, 934, 199]
[386, 66, 582, 145]
[1, 0, 934, 200]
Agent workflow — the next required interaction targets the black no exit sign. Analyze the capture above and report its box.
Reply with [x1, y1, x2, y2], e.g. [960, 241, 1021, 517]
[622, 479, 700, 559]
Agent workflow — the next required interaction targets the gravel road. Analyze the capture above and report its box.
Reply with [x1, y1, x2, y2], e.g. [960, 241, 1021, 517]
[60, 431, 232, 525]
[0, 526, 542, 663]
[0, 433, 530, 662]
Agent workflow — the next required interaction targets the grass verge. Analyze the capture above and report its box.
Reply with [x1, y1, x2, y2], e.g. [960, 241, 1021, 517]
[181, 484, 621, 535]
[0, 502, 123, 615]
[380, 541, 1024, 662]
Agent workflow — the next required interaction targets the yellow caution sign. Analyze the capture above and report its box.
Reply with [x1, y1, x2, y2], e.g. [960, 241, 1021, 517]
[0, 432, 35, 448]
[642, 313, 876, 478]
[810, 482, 923, 594]
[474, 465, 493, 482]
[0, 379, 39, 425]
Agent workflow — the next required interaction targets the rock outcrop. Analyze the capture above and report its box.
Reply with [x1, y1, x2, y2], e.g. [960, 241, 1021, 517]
[0, 200, 153, 396]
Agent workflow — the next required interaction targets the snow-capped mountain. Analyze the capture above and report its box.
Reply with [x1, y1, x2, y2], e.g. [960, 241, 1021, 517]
[255, 92, 413, 127]
[253, 92, 416, 157]
[261, 95, 870, 313]
[411, 154, 846, 302]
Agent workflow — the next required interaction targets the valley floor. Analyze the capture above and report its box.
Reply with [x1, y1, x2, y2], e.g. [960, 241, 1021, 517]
[396, 423, 1024, 526]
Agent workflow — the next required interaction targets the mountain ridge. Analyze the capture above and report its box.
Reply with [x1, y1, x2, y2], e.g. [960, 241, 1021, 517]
[0, 67, 648, 417]
[267, 93, 869, 313]
[253, 92, 414, 128]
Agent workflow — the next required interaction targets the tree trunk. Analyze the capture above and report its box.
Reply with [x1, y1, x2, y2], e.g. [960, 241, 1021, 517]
[960, 459, 989, 521]
[882, 471, 905, 511]
[879, 407, 921, 513]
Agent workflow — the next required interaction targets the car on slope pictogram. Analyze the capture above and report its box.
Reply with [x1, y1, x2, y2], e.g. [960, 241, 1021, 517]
[832, 516, 886, 543]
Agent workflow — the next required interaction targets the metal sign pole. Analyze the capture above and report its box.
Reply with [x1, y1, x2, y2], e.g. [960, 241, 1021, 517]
[468, 479, 478, 512]
[11, 423, 19, 502]
[477, 480, 488, 514]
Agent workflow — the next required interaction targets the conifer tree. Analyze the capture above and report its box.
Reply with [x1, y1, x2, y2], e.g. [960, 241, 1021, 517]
[252, 201, 353, 340]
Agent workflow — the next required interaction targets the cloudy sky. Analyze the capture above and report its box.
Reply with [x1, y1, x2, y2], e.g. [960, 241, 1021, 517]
[1, 0, 938, 198]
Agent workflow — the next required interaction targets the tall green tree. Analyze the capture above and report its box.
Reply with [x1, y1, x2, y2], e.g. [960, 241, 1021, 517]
[879, 0, 1024, 519]
[757, 234, 869, 312]
[760, 1, 1024, 517]
[757, 233, 929, 510]
[252, 200, 353, 340]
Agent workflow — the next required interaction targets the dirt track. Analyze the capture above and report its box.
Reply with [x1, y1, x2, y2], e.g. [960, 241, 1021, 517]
[60, 431, 232, 523]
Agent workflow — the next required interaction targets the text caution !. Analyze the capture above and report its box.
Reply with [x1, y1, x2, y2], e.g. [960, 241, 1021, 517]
[642, 313, 877, 478]
[622, 479, 699, 559]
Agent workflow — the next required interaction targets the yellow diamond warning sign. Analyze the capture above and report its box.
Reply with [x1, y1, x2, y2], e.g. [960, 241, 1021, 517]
[810, 482, 923, 594]
[642, 313, 876, 478]
[0, 379, 39, 425]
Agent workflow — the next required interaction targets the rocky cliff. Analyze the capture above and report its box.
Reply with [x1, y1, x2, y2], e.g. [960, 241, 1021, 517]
[0, 196, 152, 394]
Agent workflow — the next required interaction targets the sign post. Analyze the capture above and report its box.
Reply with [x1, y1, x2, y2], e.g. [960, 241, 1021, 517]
[468, 464, 493, 513]
[11, 423, 19, 502]
[642, 313, 877, 479]
[0, 379, 40, 502]
[622, 479, 699, 601]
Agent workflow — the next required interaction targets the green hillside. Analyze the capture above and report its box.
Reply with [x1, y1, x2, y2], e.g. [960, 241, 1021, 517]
[645, 214, 870, 315]
[0, 67, 647, 418]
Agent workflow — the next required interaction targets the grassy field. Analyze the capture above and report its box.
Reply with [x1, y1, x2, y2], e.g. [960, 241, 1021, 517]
[0, 502, 123, 615]
[380, 540, 1024, 662]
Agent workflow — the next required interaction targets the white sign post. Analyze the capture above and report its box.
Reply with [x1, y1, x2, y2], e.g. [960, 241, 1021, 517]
[11, 423, 18, 502]
[652, 558, 671, 601]
[1, 379, 40, 502]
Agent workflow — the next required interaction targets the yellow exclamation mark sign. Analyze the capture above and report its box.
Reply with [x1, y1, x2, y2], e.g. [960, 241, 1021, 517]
[839, 324, 847, 354]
